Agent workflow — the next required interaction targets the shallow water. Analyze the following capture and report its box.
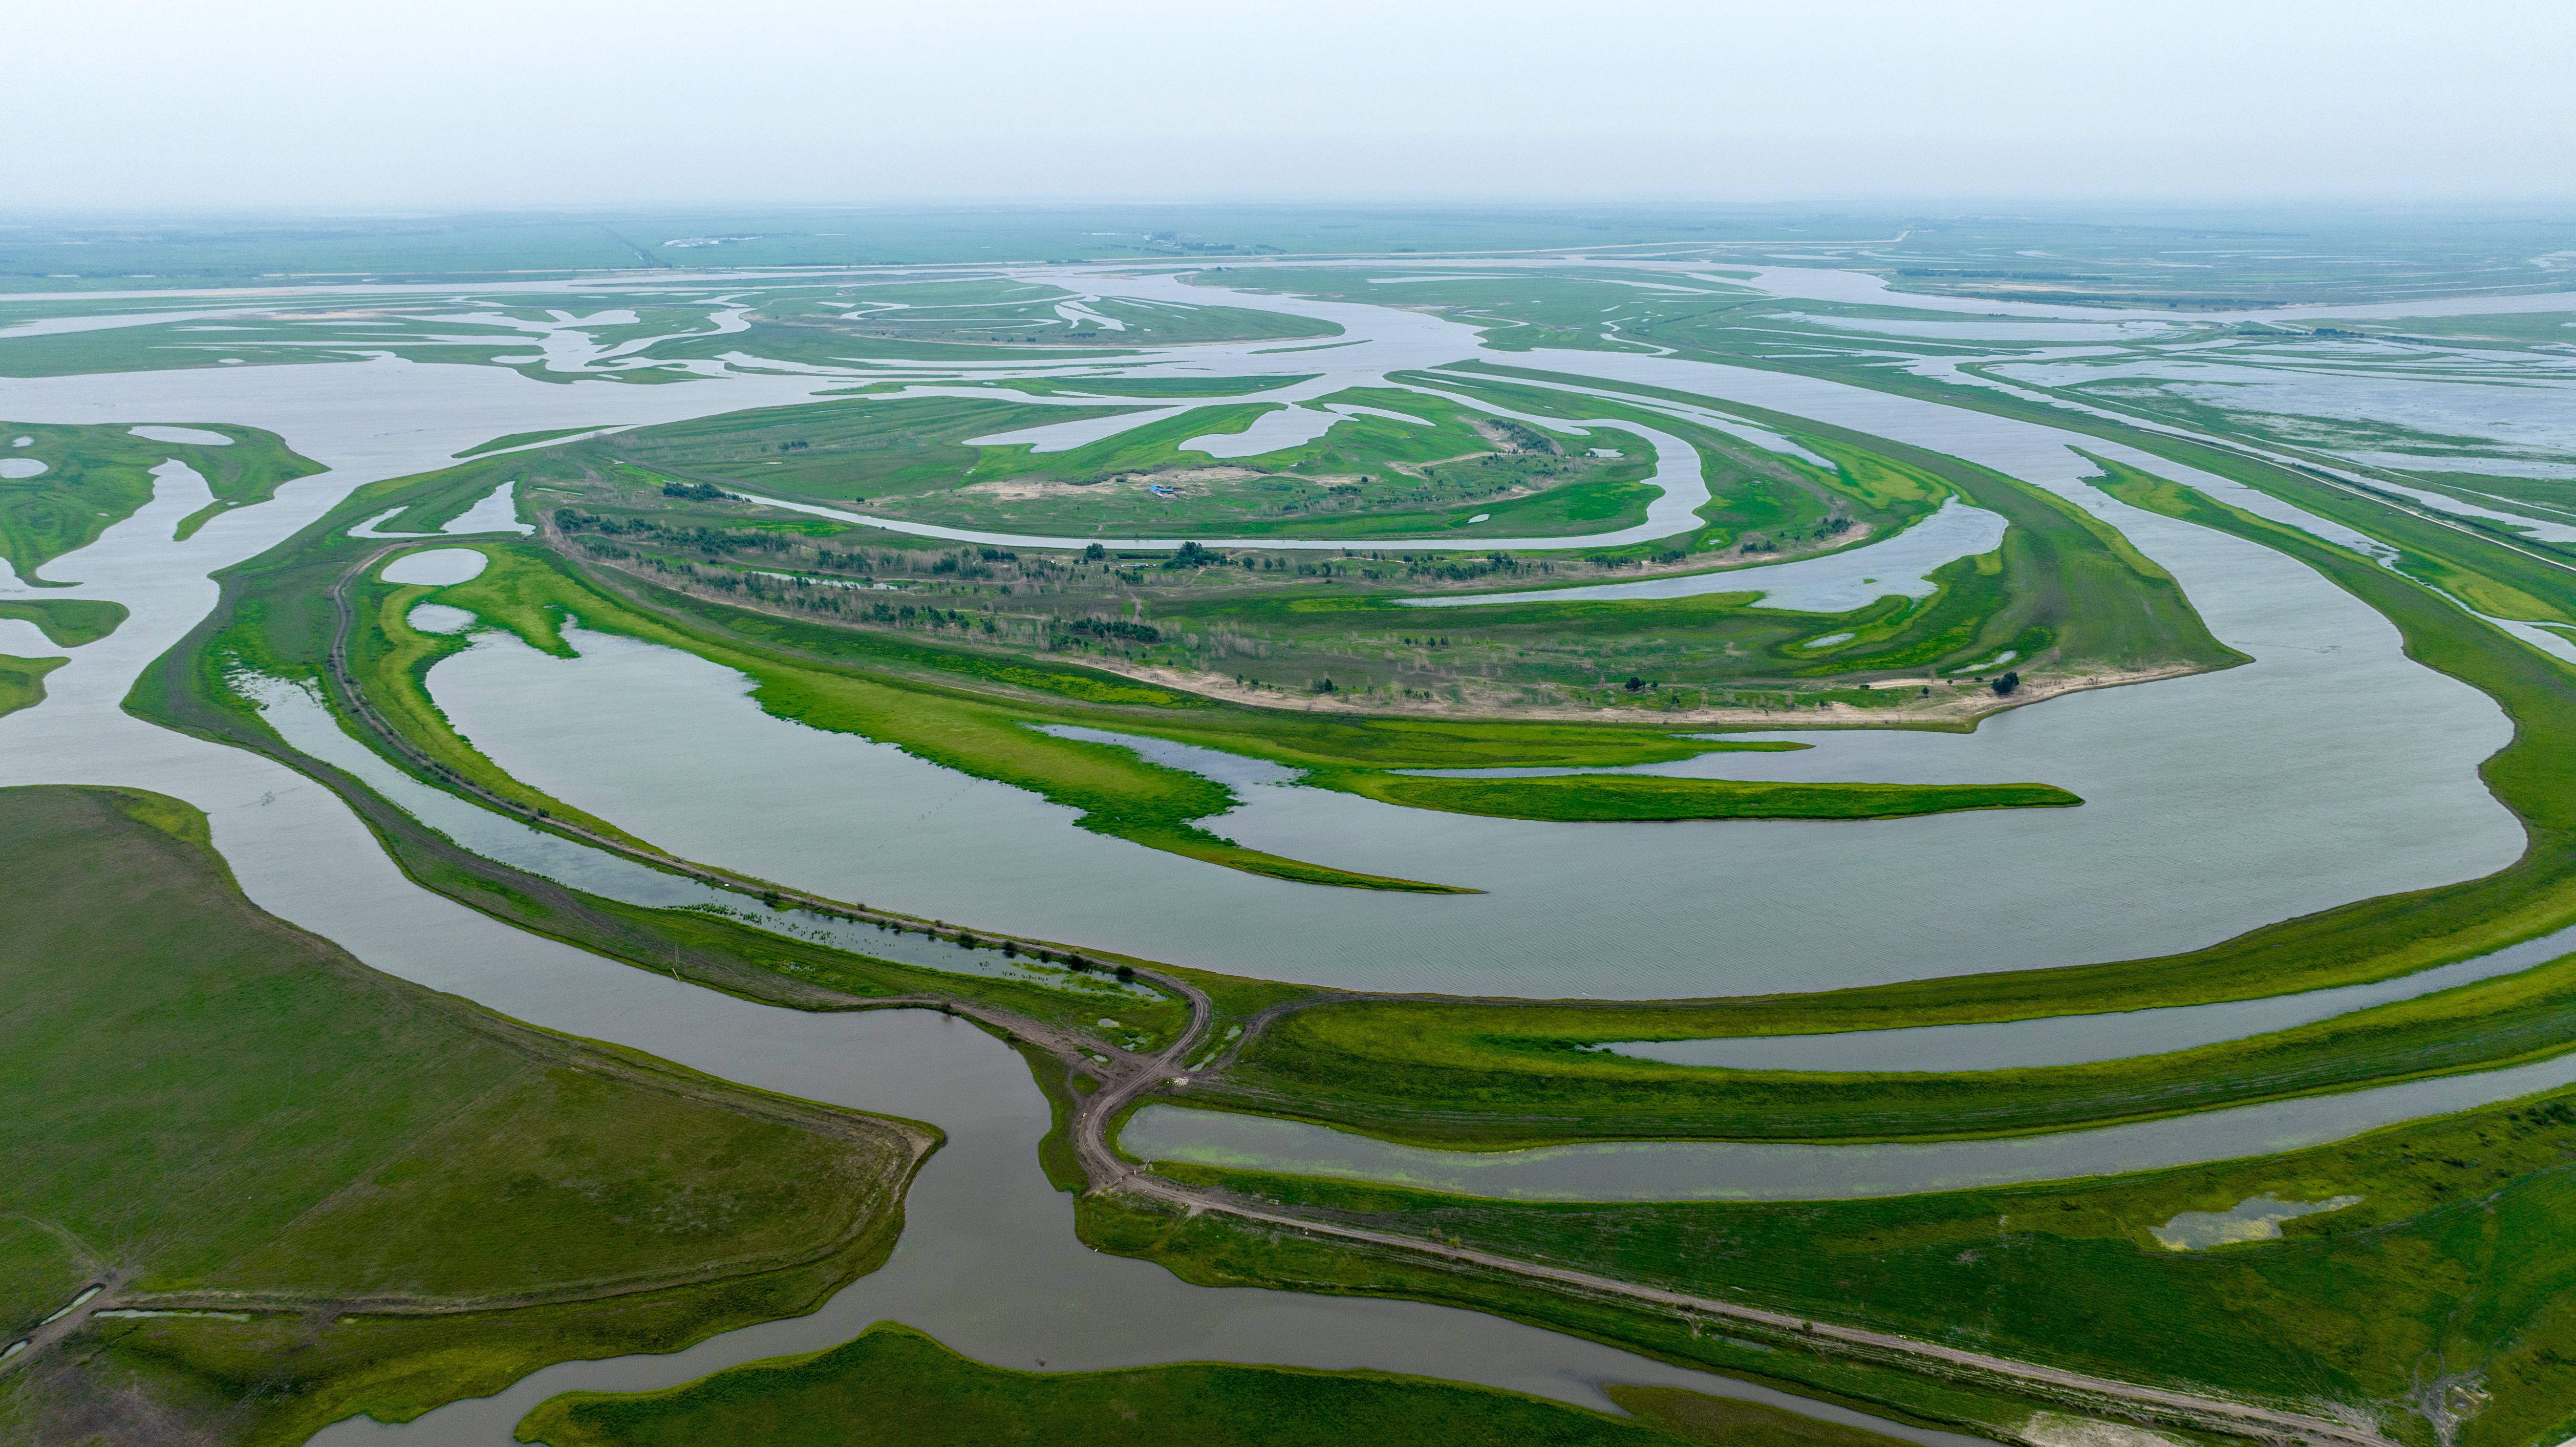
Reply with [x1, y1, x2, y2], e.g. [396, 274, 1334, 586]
[239, 672, 1157, 1002]
[2149, 1195, 2361, 1251]
[380, 548, 487, 585]
[406, 603, 477, 634]
[2350, 477, 2576, 543]
[1123, 1048, 2576, 1201]
[128, 424, 233, 445]
[439, 480, 534, 535]
[1989, 358, 2576, 455]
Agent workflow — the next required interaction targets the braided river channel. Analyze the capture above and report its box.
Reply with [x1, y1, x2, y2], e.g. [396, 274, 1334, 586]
[3, 264, 2572, 1442]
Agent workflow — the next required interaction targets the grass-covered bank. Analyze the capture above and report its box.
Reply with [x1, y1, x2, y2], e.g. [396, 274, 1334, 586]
[0, 420, 320, 578]
[0, 786, 929, 1447]
[1175, 948, 2576, 1147]
[0, 654, 66, 717]
[1072, 1193, 2065, 1446]
[514, 1320, 1899, 1447]
[0, 597, 127, 647]
[127, 593, 1202, 1053]
[1347, 772, 2080, 823]
[342, 540, 1476, 892]
[1124, 1083, 2576, 1447]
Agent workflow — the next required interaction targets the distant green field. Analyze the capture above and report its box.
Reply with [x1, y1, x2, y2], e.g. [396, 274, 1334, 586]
[748, 282, 1338, 347]
[516, 1319, 1889, 1447]
[0, 785, 924, 1447]
[0, 206, 1878, 289]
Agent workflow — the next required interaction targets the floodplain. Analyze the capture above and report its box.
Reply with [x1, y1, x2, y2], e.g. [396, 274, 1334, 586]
[7, 210, 2576, 1447]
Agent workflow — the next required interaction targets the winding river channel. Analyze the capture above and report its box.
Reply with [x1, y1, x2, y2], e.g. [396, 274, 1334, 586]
[5, 260, 2575, 1442]
[414, 289, 2521, 995]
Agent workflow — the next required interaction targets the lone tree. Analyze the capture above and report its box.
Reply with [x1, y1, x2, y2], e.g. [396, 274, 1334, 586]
[1992, 671, 2020, 697]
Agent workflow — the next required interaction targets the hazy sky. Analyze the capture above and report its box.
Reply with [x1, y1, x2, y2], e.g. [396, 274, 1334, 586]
[12, 0, 2573, 210]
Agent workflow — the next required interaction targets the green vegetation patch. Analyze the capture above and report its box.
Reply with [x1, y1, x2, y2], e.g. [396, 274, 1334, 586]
[0, 421, 322, 576]
[1194, 945, 2576, 1147]
[0, 654, 66, 717]
[1151, 1085, 2576, 1447]
[515, 1320, 1740, 1447]
[0, 784, 925, 1444]
[1350, 773, 2080, 823]
[0, 597, 127, 647]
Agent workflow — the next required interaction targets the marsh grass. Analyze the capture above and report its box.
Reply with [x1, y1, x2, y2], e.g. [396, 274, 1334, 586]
[0, 785, 925, 1445]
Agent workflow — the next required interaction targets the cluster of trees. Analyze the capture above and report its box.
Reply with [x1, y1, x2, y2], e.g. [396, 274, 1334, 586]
[1059, 616, 1160, 644]
[1161, 540, 1229, 570]
[559, 510, 788, 555]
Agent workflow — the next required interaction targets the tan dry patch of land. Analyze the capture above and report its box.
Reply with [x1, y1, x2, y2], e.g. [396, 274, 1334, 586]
[959, 476, 1129, 501]
[1073, 658, 2212, 728]
[959, 466, 1284, 501]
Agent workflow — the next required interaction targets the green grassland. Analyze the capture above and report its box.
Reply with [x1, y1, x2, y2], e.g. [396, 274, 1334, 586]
[0, 655, 66, 717]
[1074, 1192, 2065, 1446]
[0, 785, 927, 1447]
[1344, 773, 2080, 822]
[0, 313, 594, 382]
[0, 419, 322, 576]
[0, 597, 128, 646]
[514, 1320, 1887, 1447]
[538, 397, 2226, 711]
[572, 386, 1672, 542]
[1132, 1085, 2576, 1447]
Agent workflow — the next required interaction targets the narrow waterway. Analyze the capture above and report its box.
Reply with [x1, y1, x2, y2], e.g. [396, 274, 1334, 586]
[1122, 1045, 2576, 1201]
